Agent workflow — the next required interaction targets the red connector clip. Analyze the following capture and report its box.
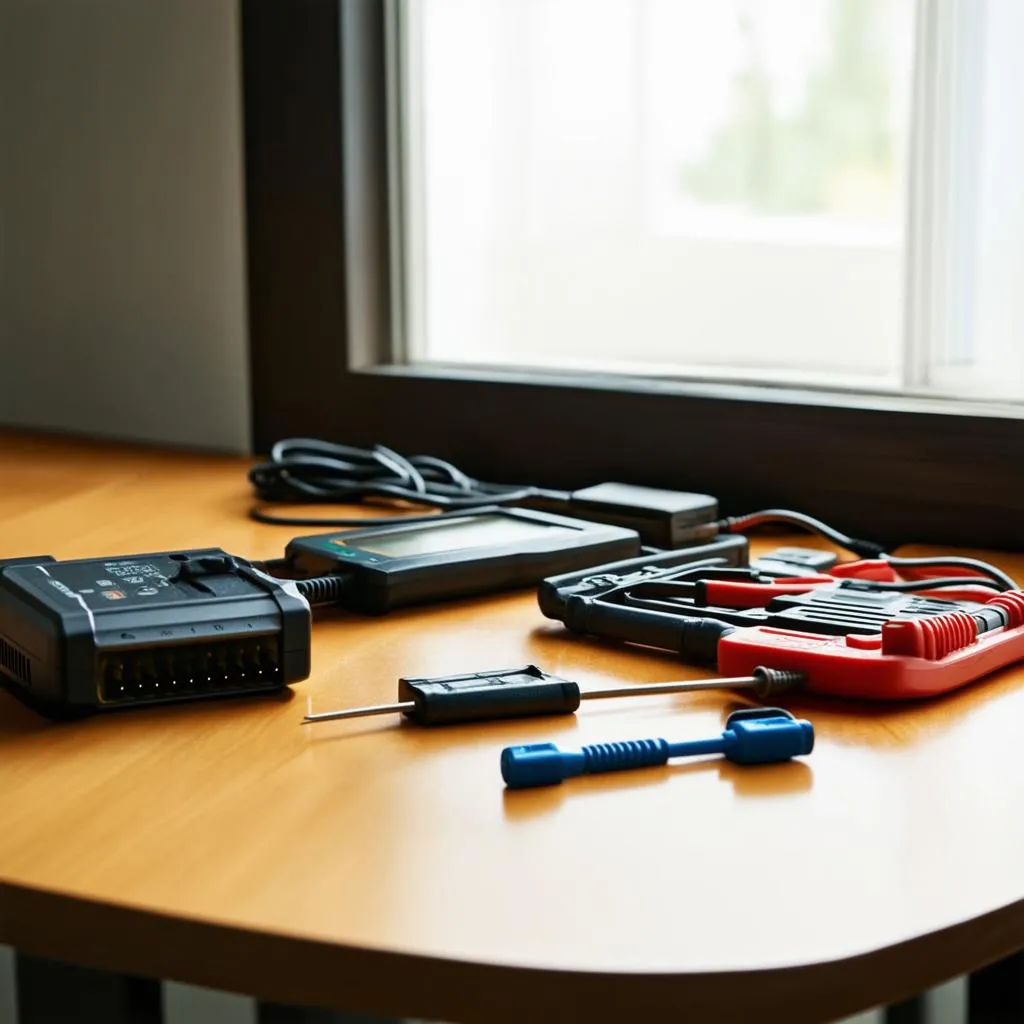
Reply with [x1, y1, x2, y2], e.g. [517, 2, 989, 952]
[699, 575, 838, 608]
[718, 590, 1024, 700]
[701, 559, 1001, 608]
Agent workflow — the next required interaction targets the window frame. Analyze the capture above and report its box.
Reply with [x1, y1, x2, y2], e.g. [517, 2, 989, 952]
[241, 0, 1024, 551]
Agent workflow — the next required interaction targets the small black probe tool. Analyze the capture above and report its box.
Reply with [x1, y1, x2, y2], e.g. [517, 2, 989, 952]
[302, 664, 805, 726]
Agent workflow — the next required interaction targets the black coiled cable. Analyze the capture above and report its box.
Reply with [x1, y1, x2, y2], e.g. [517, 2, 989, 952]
[249, 438, 561, 527]
[294, 574, 351, 606]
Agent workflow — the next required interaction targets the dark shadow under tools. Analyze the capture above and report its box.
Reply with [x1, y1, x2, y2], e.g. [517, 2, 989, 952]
[502, 754, 813, 820]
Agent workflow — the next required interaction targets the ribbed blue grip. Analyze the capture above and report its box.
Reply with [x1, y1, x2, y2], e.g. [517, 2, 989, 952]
[500, 713, 813, 789]
[581, 738, 670, 773]
[501, 739, 671, 788]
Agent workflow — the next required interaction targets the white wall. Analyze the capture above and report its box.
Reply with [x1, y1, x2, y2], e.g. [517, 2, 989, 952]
[0, 0, 251, 451]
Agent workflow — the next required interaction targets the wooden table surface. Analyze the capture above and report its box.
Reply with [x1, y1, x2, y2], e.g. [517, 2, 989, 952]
[3, 431, 1024, 1023]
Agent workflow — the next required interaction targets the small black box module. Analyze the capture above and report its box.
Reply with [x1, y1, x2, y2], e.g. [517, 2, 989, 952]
[0, 549, 311, 718]
[568, 483, 719, 548]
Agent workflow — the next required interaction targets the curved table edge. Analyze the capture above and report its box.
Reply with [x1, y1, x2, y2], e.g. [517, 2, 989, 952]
[2, 880, 1021, 1023]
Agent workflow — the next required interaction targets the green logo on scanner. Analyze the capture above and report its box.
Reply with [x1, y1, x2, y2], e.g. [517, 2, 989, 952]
[323, 541, 378, 563]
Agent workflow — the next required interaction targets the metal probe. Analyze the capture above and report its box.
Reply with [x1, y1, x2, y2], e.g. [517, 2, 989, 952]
[306, 700, 415, 723]
[303, 666, 804, 725]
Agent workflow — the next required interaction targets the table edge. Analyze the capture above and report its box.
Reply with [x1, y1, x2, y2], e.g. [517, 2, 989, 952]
[2, 880, 1021, 1023]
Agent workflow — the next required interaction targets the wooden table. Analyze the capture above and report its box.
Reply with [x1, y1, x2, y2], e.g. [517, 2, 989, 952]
[3, 431, 1024, 1024]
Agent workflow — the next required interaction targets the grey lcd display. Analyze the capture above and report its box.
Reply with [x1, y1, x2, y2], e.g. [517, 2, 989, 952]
[346, 514, 573, 558]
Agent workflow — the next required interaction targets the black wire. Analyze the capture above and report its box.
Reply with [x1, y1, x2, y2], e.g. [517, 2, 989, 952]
[883, 555, 1017, 591]
[618, 576, 1005, 610]
[721, 509, 887, 558]
[250, 507, 496, 528]
[253, 556, 292, 574]
[839, 577, 1006, 593]
[294, 574, 352, 605]
[249, 438, 562, 527]
[248, 443, 1019, 594]
[722, 510, 1019, 589]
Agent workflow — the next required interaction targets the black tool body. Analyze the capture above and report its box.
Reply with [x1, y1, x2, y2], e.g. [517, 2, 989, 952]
[284, 507, 642, 613]
[540, 555, 986, 661]
[0, 549, 311, 717]
[397, 665, 582, 724]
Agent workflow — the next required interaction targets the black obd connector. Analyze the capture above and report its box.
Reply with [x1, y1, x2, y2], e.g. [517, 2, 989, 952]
[0, 549, 311, 718]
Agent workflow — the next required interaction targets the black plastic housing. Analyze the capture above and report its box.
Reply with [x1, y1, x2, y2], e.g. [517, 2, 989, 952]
[537, 534, 750, 621]
[285, 507, 641, 614]
[568, 482, 719, 548]
[397, 665, 581, 725]
[0, 548, 311, 718]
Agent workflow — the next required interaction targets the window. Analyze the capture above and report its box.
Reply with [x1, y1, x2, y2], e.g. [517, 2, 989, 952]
[393, 0, 1024, 403]
[241, 0, 1024, 551]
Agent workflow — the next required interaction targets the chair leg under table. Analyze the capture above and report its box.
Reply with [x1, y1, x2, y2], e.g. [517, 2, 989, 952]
[887, 977, 969, 1024]
[163, 982, 258, 1024]
[0, 947, 17, 1024]
[922, 978, 969, 1024]
[840, 1009, 885, 1024]
[13, 954, 160, 1023]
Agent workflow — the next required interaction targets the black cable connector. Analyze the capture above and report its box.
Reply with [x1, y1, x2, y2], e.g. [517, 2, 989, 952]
[294, 574, 351, 606]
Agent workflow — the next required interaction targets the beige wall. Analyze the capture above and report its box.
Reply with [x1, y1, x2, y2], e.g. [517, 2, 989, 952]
[0, 0, 250, 451]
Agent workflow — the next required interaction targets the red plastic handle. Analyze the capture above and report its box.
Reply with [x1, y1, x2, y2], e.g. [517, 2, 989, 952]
[829, 559, 899, 582]
[717, 591, 1024, 700]
[702, 576, 836, 609]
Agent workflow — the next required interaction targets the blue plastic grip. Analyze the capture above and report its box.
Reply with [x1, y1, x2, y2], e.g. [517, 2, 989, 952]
[718, 716, 814, 764]
[501, 738, 669, 788]
[582, 738, 670, 773]
[501, 712, 813, 789]
[500, 743, 584, 788]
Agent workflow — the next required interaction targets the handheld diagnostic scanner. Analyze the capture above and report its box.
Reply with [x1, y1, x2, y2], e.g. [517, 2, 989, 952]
[282, 507, 641, 613]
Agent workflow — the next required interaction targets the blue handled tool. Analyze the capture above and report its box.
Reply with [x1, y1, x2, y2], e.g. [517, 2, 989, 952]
[500, 706, 814, 789]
